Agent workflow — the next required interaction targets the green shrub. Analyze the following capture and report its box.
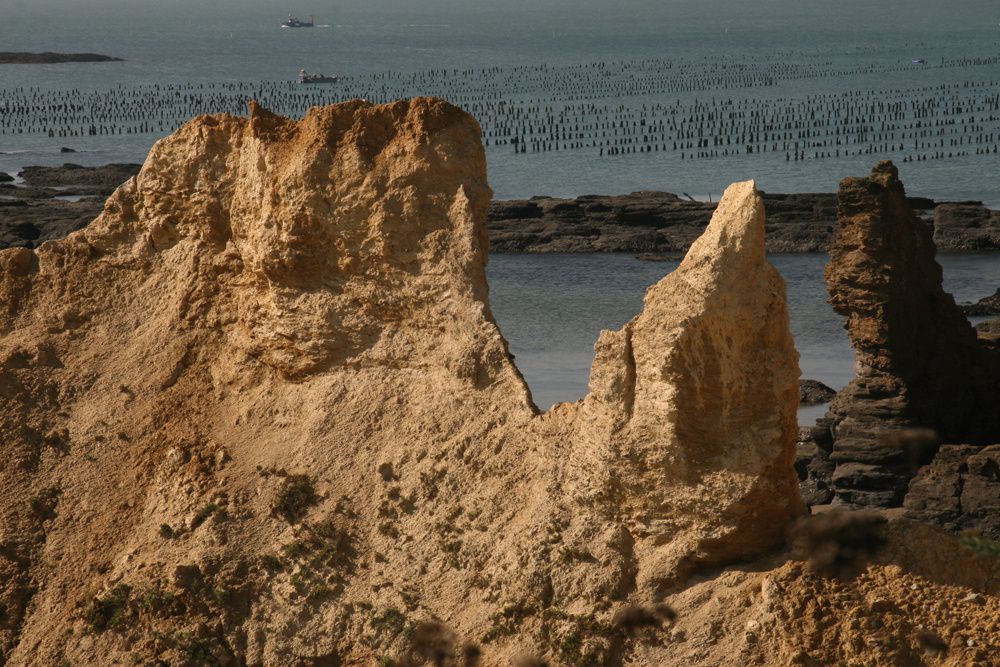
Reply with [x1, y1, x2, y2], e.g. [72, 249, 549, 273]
[84, 584, 132, 632]
[273, 475, 319, 523]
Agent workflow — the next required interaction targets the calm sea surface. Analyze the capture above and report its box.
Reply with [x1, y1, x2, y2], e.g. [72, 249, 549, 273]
[2, 0, 1000, 202]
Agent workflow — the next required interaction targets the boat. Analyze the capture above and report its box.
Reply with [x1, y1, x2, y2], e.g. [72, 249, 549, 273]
[282, 15, 314, 28]
[299, 69, 338, 84]
[911, 59, 926, 64]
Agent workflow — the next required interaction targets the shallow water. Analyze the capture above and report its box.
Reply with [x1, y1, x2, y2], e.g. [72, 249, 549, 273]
[487, 252, 1000, 420]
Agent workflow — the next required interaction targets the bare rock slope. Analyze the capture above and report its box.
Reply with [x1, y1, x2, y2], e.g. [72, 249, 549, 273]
[0, 98, 801, 665]
[3, 104, 997, 666]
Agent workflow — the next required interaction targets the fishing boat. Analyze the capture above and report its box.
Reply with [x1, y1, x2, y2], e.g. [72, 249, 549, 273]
[282, 15, 314, 28]
[299, 69, 338, 84]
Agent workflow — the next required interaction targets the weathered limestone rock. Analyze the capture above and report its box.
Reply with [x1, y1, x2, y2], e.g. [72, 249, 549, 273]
[0, 99, 801, 665]
[819, 161, 1000, 507]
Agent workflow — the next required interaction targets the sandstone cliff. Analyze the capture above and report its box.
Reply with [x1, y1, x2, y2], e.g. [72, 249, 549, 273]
[0, 99, 803, 666]
[1, 104, 996, 666]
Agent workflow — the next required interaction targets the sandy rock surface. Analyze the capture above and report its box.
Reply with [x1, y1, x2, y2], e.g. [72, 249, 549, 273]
[1, 103, 997, 666]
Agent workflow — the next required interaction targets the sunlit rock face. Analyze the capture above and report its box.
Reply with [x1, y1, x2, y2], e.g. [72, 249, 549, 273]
[0, 99, 801, 665]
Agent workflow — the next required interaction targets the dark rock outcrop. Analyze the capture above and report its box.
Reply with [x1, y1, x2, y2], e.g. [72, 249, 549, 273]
[795, 430, 835, 505]
[488, 191, 846, 253]
[0, 52, 122, 64]
[0, 163, 141, 249]
[799, 379, 836, 406]
[816, 161, 1000, 507]
[488, 191, 1000, 254]
[17, 163, 141, 188]
[961, 288, 1000, 316]
[904, 445, 1000, 540]
[933, 203, 1000, 250]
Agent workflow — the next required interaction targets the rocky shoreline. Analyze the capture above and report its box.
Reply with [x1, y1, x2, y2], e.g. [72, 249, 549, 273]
[0, 163, 141, 249]
[489, 190, 1000, 254]
[5, 163, 1000, 256]
[0, 52, 122, 64]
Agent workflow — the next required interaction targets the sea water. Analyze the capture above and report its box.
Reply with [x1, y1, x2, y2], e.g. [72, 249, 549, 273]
[487, 253, 1000, 417]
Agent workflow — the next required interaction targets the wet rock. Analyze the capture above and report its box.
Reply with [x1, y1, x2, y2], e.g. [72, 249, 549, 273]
[0, 164, 141, 249]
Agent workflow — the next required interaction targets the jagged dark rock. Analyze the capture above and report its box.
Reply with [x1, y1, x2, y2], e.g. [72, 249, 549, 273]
[817, 161, 1000, 508]
[799, 379, 836, 406]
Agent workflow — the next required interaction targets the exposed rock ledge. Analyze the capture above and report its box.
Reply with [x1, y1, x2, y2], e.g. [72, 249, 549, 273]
[488, 191, 1000, 254]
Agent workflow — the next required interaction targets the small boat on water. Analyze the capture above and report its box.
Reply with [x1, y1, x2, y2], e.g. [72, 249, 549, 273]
[282, 15, 314, 28]
[299, 69, 338, 84]
[911, 59, 926, 64]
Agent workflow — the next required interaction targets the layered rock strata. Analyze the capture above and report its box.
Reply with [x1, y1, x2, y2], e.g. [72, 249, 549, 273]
[817, 161, 1000, 507]
[0, 99, 803, 665]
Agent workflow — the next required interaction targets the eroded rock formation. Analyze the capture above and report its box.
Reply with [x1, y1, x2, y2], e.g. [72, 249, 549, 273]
[0, 99, 805, 665]
[818, 161, 1000, 507]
